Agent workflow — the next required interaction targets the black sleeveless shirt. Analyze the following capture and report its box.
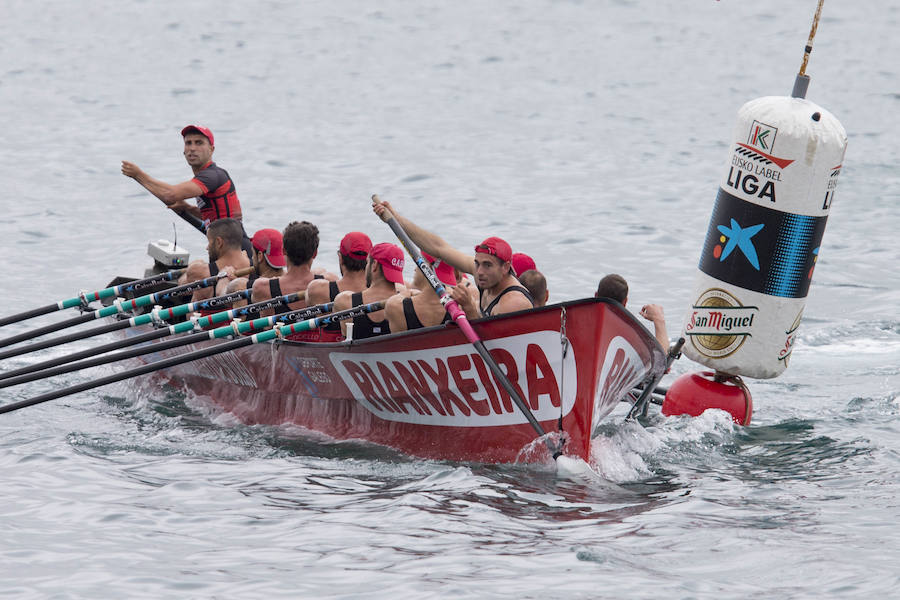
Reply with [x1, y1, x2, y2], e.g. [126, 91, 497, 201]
[322, 281, 342, 333]
[402, 297, 451, 330]
[269, 275, 323, 314]
[479, 285, 534, 317]
[351, 292, 390, 339]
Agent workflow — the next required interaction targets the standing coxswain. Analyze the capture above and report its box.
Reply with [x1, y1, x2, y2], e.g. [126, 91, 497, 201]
[122, 125, 254, 257]
[122, 125, 243, 224]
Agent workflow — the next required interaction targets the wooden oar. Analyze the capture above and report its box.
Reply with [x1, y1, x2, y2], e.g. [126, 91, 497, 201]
[0, 299, 333, 390]
[0, 267, 253, 351]
[0, 300, 384, 415]
[373, 195, 563, 459]
[0, 268, 186, 328]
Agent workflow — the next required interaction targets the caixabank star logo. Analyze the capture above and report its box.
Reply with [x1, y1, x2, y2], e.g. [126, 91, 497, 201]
[698, 189, 827, 300]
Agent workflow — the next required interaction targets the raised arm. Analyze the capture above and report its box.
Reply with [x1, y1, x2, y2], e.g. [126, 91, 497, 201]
[640, 304, 670, 351]
[122, 161, 203, 218]
[371, 195, 475, 274]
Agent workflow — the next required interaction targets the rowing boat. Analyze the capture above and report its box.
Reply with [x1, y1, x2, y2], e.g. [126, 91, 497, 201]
[115, 288, 665, 463]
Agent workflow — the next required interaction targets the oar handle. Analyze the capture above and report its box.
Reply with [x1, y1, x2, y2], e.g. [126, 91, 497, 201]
[178, 211, 209, 234]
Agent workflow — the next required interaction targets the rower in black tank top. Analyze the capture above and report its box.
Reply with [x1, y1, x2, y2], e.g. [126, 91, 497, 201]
[402, 297, 451, 330]
[322, 281, 342, 333]
[350, 291, 390, 339]
[479, 285, 534, 317]
[208, 248, 254, 278]
[269, 275, 324, 314]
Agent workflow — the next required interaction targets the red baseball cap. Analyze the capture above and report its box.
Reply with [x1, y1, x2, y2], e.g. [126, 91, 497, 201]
[251, 228, 286, 268]
[370, 243, 405, 284]
[511, 252, 536, 277]
[474, 237, 512, 263]
[422, 252, 457, 286]
[339, 231, 373, 259]
[181, 124, 214, 146]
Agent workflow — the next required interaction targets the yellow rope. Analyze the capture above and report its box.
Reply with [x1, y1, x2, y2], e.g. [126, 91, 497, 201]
[798, 0, 826, 76]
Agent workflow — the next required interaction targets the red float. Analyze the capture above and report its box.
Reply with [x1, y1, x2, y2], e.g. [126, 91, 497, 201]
[662, 371, 753, 425]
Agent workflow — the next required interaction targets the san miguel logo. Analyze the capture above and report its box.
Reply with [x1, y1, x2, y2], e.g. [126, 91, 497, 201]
[685, 288, 758, 359]
[777, 309, 804, 365]
[330, 331, 576, 426]
[822, 164, 841, 210]
[726, 120, 795, 203]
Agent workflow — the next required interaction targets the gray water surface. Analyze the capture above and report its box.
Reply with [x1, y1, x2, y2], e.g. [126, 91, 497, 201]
[1, 1, 898, 598]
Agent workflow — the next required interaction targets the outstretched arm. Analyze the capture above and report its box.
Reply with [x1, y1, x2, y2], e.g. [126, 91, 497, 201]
[122, 161, 203, 218]
[640, 304, 670, 351]
[372, 195, 475, 275]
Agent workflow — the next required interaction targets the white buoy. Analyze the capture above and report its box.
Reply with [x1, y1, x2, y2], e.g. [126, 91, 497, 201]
[679, 0, 847, 380]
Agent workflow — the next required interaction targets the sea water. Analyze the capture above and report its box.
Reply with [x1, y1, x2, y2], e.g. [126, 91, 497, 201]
[0, 1, 898, 598]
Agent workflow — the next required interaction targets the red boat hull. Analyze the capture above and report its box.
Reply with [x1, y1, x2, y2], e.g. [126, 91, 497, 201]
[129, 298, 664, 462]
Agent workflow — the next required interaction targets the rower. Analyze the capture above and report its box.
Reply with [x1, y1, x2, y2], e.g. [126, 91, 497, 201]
[223, 228, 287, 304]
[511, 252, 536, 277]
[511, 252, 548, 307]
[306, 232, 371, 305]
[595, 273, 669, 350]
[385, 252, 459, 333]
[305, 232, 372, 341]
[332, 243, 404, 339]
[371, 198, 533, 319]
[179, 217, 251, 302]
[519, 269, 549, 307]
[251, 221, 326, 316]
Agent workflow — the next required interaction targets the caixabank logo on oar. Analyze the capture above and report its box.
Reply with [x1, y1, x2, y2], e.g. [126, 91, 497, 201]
[685, 288, 758, 359]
